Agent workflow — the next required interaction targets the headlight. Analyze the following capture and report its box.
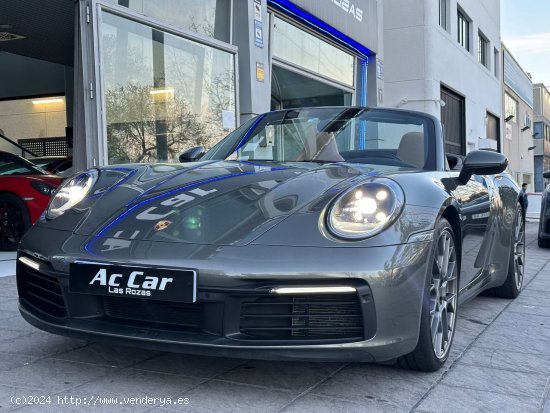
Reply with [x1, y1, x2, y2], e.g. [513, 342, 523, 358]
[327, 178, 405, 240]
[46, 170, 97, 219]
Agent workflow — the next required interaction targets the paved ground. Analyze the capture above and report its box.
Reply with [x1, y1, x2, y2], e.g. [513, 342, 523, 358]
[0, 222, 549, 413]
[0, 253, 15, 278]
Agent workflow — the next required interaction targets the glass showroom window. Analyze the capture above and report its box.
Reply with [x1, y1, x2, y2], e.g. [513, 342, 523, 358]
[504, 93, 518, 123]
[273, 16, 355, 87]
[478, 32, 488, 68]
[104, 0, 231, 42]
[457, 10, 470, 51]
[100, 11, 236, 164]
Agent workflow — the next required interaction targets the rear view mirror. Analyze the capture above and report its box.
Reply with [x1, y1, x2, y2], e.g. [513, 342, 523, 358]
[458, 150, 508, 185]
[543, 170, 550, 179]
[179, 146, 205, 163]
[446, 154, 464, 171]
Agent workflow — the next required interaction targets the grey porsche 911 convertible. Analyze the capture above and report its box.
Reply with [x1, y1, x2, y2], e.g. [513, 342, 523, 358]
[16, 107, 524, 371]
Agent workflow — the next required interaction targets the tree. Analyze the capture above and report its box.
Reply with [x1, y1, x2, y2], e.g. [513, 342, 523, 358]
[105, 83, 213, 164]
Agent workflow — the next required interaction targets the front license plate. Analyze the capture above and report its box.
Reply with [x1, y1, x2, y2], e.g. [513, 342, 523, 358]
[69, 263, 196, 303]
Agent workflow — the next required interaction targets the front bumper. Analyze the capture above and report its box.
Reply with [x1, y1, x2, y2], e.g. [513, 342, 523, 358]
[17, 228, 432, 362]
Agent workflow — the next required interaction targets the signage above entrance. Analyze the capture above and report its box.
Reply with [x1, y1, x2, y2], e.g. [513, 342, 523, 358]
[329, 0, 363, 22]
[273, 0, 378, 54]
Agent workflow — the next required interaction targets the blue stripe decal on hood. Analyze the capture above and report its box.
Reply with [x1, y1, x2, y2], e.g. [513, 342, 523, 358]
[124, 160, 221, 207]
[83, 168, 278, 255]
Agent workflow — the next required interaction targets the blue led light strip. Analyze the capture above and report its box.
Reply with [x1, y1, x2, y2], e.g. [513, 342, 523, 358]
[358, 58, 368, 149]
[360, 59, 368, 107]
[267, 0, 374, 58]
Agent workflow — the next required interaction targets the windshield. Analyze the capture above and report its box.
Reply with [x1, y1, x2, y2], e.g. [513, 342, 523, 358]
[203, 108, 434, 170]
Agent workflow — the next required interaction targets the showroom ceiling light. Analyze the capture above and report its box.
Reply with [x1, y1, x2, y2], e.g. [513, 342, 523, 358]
[150, 88, 175, 95]
[32, 98, 64, 105]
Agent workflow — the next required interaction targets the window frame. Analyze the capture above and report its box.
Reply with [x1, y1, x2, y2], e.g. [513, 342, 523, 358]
[504, 93, 518, 123]
[478, 31, 489, 68]
[439, 0, 449, 31]
[457, 8, 471, 52]
[486, 111, 499, 142]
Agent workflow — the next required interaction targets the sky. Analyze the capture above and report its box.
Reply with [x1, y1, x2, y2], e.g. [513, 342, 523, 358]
[501, 0, 550, 85]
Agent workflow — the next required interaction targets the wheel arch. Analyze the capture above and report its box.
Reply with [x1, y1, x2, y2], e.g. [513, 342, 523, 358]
[440, 204, 462, 277]
[0, 189, 24, 201]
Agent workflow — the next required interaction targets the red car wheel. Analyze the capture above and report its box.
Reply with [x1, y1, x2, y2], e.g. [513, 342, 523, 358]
[0, 193, 31, 251]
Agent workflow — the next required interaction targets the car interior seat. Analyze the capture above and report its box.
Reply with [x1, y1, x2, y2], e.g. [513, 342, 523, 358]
[397, 132, 425, 168]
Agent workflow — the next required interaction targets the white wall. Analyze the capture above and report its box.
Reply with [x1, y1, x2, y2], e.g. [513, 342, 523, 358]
[0, 98, 67, 154]
[383, 0, 501, 152]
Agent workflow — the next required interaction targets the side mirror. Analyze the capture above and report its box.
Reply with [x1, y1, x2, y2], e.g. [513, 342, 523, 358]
[446, 154, 464, 171]
[179, 146, 205, 163]
[543, 170, 550, 179]
[458, 150, 508, 185]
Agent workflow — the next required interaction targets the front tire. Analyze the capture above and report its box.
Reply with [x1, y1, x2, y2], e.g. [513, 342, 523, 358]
[0, 193, 31, 251]
[398, 218, 458, 371]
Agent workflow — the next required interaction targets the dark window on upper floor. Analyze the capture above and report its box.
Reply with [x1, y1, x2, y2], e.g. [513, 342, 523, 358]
[457, 9, 470, 51]
[478, 32, 489, 67]
[441, 85, 466, 156]
[486, 112, 499, 141]
[439, 0, 449, 31]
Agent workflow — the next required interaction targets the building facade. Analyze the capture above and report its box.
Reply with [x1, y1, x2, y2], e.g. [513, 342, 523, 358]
[501, 45, 534, 191]
[533, 83, 550, 192]
[383, 0, 501, 155]
[0, 0, 384, 171]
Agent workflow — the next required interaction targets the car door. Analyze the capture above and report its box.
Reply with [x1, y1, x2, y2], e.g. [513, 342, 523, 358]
[451, 174, 492, 293]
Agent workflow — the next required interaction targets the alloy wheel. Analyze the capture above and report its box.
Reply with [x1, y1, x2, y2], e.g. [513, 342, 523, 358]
[513, 210, 525, 291]
[0, 200, 25, 249]
[429, 229, 458, 359]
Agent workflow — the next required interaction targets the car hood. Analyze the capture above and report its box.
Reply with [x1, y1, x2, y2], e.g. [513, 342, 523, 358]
[54, 160, 409, 246]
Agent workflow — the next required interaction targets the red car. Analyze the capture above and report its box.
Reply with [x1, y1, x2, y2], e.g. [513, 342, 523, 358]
[0, 151, 64, 250]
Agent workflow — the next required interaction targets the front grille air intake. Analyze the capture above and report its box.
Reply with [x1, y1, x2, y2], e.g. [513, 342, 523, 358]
[240, 294, 363, 340]
[103, 297, 202, 331]
[18, 265, 66, 318]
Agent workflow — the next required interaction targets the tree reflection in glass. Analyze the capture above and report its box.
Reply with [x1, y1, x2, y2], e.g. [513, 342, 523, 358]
[101, 11, 236, 165]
